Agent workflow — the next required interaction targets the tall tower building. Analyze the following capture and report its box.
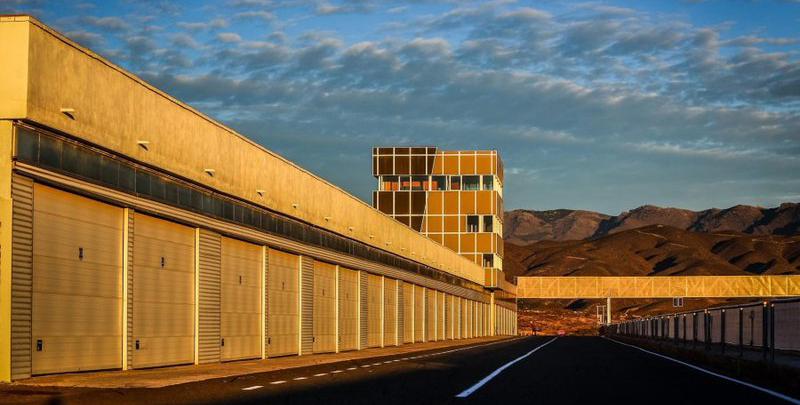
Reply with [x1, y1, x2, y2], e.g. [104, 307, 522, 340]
[371, 147, 506, 286]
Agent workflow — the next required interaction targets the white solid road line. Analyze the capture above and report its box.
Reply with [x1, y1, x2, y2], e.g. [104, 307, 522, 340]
[241, 385, 263, 391]
[455, 337, 558, 398]
[605, 338, 800, 405]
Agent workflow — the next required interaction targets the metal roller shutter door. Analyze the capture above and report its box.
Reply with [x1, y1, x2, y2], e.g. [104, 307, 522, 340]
[313, 261, 337, 354]
[32, 184, 123, 375]
[221, 237, 262, 361]
[466, 301, 473, 339]
[338, 267, 359, 351]
[446, 294, 454, 340]
[437, 292, 445, 340]
[267, 249, 299, 357]
[455, 297, 462, 339]
[132, 213, 195, 369]
[414, 285, 424, 342]
[383, 278, 397, 347]
[426, 289, 436, 341]
[367, 274, 382, 348]
[402, 283, 414, 343]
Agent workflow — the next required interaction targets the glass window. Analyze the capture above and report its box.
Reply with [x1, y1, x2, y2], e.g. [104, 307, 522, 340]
[165, 181, 179, 204]
[177, 185, 192, 207]
[482, 175, 494, 190]
[191, 189, 204, 211]
[135, 169, 150, 195]
[15, 127, 39, 162]
[411, 175, 426, 190]
[450, 176, 461, 190]
[62, 142, 81, 174]
[99, 155, 119, 187]
[399, 176, 411, 190]
[463, 175, 480, 191]
[431, 176, 446, 190]
[119, 164, 135, 192]
[483, 215, 493, 232]
[382, 176, 399, 191]
[38, 134, 62, 168]
[150, 175, 166, 200]
[483, 254, 493, 268]
[82, 151, 101, 180]
[466, 215, 479, 232]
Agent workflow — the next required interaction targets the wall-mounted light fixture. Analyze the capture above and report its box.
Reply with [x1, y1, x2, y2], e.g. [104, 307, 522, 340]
[60, 108, 76, 120]
[292, 203, 298, 209]
[204, 169, 215, 177]
[324, 216, 331, 221]
[256, 189, 266, 196]
[137, 140, 150, 151]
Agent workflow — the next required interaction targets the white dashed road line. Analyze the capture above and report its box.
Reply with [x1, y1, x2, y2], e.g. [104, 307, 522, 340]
[269, 381, 286, 385]
[293, 377, 307, 381]
[242, 385, 263, 391]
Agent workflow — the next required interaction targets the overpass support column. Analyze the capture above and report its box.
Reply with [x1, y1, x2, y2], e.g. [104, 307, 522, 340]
[606, 298, 611, 325]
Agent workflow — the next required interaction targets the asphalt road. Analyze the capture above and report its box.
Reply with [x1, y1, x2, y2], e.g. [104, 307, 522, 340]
[8, 337, 799, 405]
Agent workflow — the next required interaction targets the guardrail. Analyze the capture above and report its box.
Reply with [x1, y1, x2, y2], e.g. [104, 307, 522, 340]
[607, 297, 800, 362]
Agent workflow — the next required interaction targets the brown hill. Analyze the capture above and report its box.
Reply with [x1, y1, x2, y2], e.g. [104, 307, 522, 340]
[504, 225, 800, 279]
[504, 203, 800, 245]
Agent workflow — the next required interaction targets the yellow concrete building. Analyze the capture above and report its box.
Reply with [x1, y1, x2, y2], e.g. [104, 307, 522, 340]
[371, 148, 512, 290]
[0, 16, 516, 381]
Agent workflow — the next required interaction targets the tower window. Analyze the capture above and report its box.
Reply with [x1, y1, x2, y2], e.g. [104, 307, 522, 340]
[466, 215, 479, 232]
[463, 176, 480, 191]
[450, 176, 461, 190]
[482, 175, 493, 190]
[483, 215, 493, 232]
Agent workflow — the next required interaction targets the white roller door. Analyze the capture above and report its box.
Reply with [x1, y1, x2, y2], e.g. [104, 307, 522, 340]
[132, 213, 195, 369]
[221, 237, 262, 361]
[32, 184, 123, 374]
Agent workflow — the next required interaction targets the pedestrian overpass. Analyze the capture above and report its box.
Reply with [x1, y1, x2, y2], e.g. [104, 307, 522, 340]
[516, 275, 800, 323]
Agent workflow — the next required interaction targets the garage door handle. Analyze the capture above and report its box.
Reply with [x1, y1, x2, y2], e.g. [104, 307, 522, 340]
[36, 340, 42, 351]
[221, 338, 225, 347]
[268, 337, 271, 345]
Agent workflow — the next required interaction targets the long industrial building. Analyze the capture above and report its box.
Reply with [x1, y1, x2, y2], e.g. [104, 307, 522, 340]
[0, 16, 517, 381]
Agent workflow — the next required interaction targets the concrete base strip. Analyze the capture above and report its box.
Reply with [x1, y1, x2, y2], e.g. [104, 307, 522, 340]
[605, 337, 800, 405]
[456, 337, 558, 398]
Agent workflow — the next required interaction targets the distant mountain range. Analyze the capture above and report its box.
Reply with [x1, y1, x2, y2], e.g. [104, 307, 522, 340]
[504, 203, 800, 245]
[503, 225, 800, 279]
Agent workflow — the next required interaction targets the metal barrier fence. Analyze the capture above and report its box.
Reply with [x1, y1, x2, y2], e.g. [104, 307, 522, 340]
[608, 297, 800, 361]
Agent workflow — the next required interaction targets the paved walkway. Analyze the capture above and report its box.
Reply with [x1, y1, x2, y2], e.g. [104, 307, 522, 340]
[9, 337, 510, 389]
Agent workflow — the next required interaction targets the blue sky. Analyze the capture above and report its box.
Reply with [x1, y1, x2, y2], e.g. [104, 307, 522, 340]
[3, 0, 799, 215]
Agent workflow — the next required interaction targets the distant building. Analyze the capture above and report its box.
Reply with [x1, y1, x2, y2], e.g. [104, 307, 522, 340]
[371, 147, 508, 288]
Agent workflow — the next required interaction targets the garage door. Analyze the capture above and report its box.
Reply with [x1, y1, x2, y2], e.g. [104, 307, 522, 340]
[267, 249, 299, 357]
[132, 213, 195, 369]
[338, 267, 359, 351]
[426, 289, 436, 341]
[32, 184, 123, 375]
[446, 294, 454, 340]
[414, 285, 424, 342]
[465, 300, 472, 339]
[437, 292, 445, 340]
[313, 261, 336, 353]
[402, 283, 414, 343]
[221, 237, 262, 361]
[455, 297, 462, 339]
[367, 274, 382, 348]
[383, 278, 397, 346]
